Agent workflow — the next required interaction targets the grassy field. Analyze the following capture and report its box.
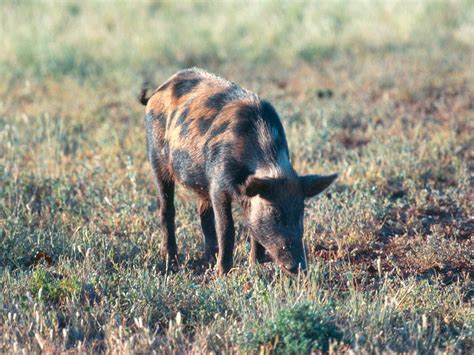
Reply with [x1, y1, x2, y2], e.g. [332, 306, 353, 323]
[1, 0, 473, 353]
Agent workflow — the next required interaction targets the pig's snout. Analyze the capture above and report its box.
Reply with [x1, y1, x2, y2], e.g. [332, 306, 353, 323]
[284, 261, 306, 274]
[276, 243, 306, 275]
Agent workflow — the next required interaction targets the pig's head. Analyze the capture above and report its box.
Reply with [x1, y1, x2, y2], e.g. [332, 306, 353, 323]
[243, 173, 337, 275]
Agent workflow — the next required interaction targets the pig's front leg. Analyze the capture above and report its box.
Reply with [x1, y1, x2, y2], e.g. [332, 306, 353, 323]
[210, 190, 235, 275]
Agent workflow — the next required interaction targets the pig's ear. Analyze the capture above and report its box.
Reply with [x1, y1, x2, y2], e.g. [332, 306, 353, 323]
[300, 173, 338, 198]
[245, 176, 274, 197]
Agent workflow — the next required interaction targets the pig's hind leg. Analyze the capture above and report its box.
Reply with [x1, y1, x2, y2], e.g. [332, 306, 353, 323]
[156, 179, 177, 263]
[150, 155, 178, 264]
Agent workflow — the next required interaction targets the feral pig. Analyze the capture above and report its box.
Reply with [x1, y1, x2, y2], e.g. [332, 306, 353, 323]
[139, 68, 337, 275]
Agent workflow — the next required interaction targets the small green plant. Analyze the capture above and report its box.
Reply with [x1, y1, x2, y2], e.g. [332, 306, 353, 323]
[243, 302, 342, 353]
[30, 268, 81, 304]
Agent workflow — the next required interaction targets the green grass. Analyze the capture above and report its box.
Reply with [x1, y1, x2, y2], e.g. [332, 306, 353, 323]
[240, 302, 342, 353]
[1, 0, 473, 352]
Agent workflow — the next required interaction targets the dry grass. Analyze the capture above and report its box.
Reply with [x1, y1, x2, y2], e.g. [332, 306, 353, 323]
[1, 0, 473, 353]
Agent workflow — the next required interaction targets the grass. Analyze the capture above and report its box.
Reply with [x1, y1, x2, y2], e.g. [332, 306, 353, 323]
[240, 302, 343, 353]
[1, 0, 473, 353]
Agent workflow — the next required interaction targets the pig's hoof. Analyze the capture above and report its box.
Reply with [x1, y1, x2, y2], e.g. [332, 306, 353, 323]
[161, 249, 178, 269]
[217, 262, 232, 275]
[204, 247, 218, 266]
[204, 254, 217, 266]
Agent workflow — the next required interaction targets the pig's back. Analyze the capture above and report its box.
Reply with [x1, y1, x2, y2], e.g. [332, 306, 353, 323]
[145, 68, 289, 195]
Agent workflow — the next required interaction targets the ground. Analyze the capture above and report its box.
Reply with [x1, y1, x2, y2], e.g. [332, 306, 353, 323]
[0, 1, 473, 353]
